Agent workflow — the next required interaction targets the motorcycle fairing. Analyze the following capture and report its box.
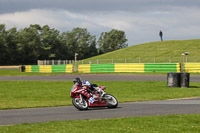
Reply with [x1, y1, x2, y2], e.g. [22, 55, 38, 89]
[88, 100, 107, 107]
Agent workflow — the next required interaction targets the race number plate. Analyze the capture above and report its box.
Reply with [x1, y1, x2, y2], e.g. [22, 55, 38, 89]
[89, 97, 95, 103]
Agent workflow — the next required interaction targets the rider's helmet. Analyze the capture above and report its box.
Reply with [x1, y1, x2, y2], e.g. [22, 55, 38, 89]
[82, 80, 92, 87]
[73, 77, 82, 85]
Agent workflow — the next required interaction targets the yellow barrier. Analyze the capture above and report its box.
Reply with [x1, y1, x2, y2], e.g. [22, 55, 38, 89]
[78, 64, 91, 73]
[115, 63, 144, 72]
[185, 63, 200, 72]
[176, 63, 181, 72]
[25, 65, 32, 72]
[40, 65, 52, 73]
[66, 65, 73, 73]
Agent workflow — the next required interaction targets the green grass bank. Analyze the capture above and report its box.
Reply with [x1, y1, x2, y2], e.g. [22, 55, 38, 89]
[82, 39, 200, 64]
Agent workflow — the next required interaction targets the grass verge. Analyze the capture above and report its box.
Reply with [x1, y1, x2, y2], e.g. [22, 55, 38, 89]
[1, 81, 200, 109]
[0, 114, 200, 133]
[0, 69, 70, 76]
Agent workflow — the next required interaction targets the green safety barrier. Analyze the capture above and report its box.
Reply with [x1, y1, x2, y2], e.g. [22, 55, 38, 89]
[144, 63, 180, 72]
[52, 65, 67, 72]
[91, 64, 115, 72]
[31, 65, 39, 72]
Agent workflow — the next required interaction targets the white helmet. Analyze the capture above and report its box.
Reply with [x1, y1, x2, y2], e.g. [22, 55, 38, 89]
[82, 80, 91, 87]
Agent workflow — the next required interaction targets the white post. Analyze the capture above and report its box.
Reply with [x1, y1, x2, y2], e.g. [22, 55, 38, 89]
[139, 57, 141, 63]
[169, 57, 172, 63]
[74, 53, 78, 72]
[186, 56, 188, 62]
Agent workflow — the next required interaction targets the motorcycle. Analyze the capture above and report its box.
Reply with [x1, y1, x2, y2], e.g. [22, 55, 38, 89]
[70, 83, 118, 110]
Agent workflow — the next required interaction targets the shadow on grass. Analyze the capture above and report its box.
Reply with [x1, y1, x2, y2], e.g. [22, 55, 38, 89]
[189, 86, 199, 88]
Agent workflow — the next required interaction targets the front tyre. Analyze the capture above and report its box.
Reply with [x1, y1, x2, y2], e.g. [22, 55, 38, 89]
[72, 97, 88, 110]
[105, 94, 118, 108]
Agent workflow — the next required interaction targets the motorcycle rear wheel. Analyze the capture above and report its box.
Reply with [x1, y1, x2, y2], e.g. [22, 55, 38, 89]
[72, 97, 88, 110]
[105, 94, 118, 108]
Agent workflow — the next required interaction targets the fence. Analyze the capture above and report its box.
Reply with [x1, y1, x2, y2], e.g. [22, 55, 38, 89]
[77, 57, 200, 64]
[37, 60, 74, 65]
[37, 57, 200, 65]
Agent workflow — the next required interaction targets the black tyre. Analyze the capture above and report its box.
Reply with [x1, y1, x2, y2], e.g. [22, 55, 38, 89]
[72, 97, 88, 110]
[105, 94, 118, 108]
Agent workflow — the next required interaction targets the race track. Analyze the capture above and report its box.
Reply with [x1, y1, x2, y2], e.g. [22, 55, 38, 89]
[0, 74, 200, 82]
[1, 98, 200, 125]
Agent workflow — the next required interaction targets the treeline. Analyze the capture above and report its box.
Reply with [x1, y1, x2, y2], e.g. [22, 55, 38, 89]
[0, 24, 128, 65]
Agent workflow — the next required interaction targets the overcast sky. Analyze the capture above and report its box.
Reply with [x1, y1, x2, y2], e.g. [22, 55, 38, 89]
[0, 0, 200, 46]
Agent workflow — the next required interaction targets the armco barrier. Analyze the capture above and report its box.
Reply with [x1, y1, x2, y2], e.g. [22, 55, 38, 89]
[25, 63, 180, 73]
[115, 64, 144, 72]
[185, 63, 200, 72]
[78, 63, 180, 73]
[25, 65, 73, 73]
[144, 63, 180, 72]
[32, 65, 39, 72]
[91, 64, 115, 72]
[78, 64, 91, 73]
[79, 64, 114, 73]
[40, 65, 52, 73]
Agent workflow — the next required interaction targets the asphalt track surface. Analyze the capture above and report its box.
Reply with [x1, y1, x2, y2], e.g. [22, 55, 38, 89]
[1, 98, 200, 125]
[0, 74, 200, 82]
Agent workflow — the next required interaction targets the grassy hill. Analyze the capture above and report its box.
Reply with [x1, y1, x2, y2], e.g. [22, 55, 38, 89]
[81, 39, 200, 64]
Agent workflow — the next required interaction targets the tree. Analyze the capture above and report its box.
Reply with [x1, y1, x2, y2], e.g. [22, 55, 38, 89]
[5, 27, 18, 65]
[1, 24, 129, 65]
[58, 32, 70, 60]
[16, 24, 42, 64]
[0, 24, 7, 65]
[65, 27, 97, 60]
[98, 29, 128, 54]
[39, 25, 60, 60]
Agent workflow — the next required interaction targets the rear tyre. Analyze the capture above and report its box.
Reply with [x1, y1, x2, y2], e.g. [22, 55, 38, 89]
[72, 97, 88, 110]
[105, 94, 118, 108]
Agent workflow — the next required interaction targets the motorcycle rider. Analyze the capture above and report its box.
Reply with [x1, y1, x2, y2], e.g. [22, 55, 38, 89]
[73, 77, 82, 86]
[73, 77, 106, 97]
[82, 80, 106, 97]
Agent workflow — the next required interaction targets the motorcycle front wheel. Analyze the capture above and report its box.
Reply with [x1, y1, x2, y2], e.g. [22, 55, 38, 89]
[72, 97, 88, 110]
[105, 94, 118, 108]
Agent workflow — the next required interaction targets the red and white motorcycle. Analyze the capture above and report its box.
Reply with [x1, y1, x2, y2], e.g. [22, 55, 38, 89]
[70, 78, 118, 110]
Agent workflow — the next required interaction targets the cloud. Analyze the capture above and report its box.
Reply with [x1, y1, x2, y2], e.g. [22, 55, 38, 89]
[0, 1, 200, 46]
[1, 0, 200, 14]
